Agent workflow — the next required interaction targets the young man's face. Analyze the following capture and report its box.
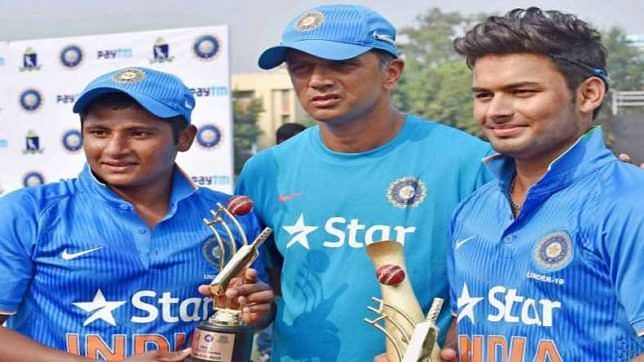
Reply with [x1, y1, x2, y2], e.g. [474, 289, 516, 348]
[82, 104, 194, 191]
[472, 53, 590, 163]
[285, 50, 395, 124]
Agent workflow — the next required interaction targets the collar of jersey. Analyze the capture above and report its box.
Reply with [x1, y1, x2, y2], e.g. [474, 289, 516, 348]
[484, 126, 615, 195]
[78, 163, 198, 209]
[309, 113, 416, 165]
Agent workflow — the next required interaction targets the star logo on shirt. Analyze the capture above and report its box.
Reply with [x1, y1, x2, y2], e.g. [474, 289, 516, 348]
[73, 289, 126, 326]
[283, 214, 318, 249]
[457, 283, 483, 323]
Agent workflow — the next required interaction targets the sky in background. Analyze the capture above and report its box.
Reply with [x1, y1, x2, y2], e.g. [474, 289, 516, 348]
[1, 0, 642, 73]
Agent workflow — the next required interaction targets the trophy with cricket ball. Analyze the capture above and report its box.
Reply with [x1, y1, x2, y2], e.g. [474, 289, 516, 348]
[189, 195, 272, 362]
[364, 240, 444, 362]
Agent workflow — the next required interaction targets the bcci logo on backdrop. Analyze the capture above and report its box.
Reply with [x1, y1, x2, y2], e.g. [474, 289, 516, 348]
[62, 129, 83, 152]
[19, 47, 42, 71]
[19, 89, 43, 112]
[196, 124, 222, 149]
[150, 38, 174, 63]
[60, 45, 83, 68]
[23, 130, 44, 154]
[193, 35, 220, 60]
[23, 171, 45, 187]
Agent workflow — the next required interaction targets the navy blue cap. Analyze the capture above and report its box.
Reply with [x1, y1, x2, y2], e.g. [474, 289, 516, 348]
[73, 67, 195, 123]
[258, 4, 399, 70]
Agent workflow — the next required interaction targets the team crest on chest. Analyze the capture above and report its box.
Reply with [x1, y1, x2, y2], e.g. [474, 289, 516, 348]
[202, 237, 223, 267]
[386, 176, 426, 208]
[533, 231, 574, 271]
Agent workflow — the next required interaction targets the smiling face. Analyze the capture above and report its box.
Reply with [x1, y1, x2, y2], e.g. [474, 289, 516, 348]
[285, 50, 397, 125]
[472, 53, 592, 164]
[82, 103, 194, 192]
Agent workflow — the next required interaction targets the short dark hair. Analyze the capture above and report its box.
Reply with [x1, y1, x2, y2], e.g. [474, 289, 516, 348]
[372, 49, 396, 69]
[276, 122, 306, 144]
[453, 7, 608, 117]
[79, 92, 188, 143]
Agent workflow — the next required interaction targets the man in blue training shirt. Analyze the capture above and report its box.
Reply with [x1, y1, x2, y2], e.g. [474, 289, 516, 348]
[447, 8, 643, 361]
[236, 4, 491, 361]
[0, 67, 274, 361]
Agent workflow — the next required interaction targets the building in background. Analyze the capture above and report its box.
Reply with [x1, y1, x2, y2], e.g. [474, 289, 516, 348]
[232, 68, 307, 149]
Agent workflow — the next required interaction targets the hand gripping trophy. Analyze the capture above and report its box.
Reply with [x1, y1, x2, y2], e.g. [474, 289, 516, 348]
[189, 196, 272, 362]
[364, 240, 444, 362]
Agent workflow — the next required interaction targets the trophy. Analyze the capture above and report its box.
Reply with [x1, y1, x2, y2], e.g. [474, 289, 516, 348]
[189, 196, 272, 362]
[364, 240, 444, 362]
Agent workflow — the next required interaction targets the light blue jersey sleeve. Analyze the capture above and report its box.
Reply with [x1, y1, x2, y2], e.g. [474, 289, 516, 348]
[235, 150, 281, 275]
[597, 188, 644, 336]
[0, 190, 39, 313]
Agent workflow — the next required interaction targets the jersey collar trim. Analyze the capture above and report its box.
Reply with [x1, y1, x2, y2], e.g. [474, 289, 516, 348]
[484, 127, 614, 194]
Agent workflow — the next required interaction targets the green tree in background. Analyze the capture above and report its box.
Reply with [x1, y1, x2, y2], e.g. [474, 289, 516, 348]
[395, 8, 644, 142]
[233, 92, 263, 175]
[596, 27, 644, 144]
[394, 8, 487, 136]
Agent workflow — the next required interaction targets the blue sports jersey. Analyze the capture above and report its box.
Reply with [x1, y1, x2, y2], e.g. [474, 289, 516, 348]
[0, 165, 263, 360]
[447, 127, 644, 361]
[237, 115, 491, 361]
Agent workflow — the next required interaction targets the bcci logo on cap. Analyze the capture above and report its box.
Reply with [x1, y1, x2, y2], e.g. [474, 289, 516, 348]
[19, 89, 43, 112]
[23, 130, 44, 154]
[534, 231, 574, 271]
[23, 171, 45, 187]
[59, 45, 83, 68]
[386, 176, 426, 208]
[193, 35, 220, 60]
[19, 47, 42, 71]
[113, 68, 146, 83]
[295, 11, 324, 32]
[197, 124, 222, 149]
[62, 129, 83, 152]
[150, 37, 174, 63]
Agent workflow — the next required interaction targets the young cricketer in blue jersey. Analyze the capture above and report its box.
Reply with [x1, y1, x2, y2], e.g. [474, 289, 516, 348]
[0, 67, 274, 361]
[233, 5, 491, 361]
[447, 8, 644, 361]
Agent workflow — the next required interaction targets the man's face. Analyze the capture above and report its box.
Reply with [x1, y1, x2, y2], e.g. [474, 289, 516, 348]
[82, 104, 190, 191]
[473, 53, 589, 163]
[286, 50, 392, 124]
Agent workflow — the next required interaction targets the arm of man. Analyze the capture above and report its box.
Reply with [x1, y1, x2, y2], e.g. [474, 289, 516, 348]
[0, 315, 91, 362]
[597, 187, 644, 355]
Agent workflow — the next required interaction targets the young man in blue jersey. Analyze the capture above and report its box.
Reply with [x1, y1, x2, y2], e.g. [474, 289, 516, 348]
[234, 4, 489, 361]
[0, 67, 274, 361]
[446, 8, 644, 360]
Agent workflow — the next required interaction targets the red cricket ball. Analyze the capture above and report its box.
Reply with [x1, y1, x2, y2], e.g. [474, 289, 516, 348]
[227, 195, 253, 215]
[376, 264, 406, 286]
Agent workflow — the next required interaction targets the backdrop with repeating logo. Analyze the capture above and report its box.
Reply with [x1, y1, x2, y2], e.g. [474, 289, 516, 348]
[0, 26, 233, 196]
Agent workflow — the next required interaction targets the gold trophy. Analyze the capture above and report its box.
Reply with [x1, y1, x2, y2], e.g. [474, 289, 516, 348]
[189, 196, 272, 362]
[364, 240, 443, 362]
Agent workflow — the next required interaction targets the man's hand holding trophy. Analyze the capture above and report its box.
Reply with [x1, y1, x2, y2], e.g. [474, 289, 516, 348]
[189, 196, 275, 362]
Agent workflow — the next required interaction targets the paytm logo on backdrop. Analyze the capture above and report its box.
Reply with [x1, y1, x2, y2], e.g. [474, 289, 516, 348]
[191, 175, 231, 187]
[0, 57, 5, 66]
[97, 48, 133, 60]
[57, 94, 80, 104]
[190, 86, 229, 97]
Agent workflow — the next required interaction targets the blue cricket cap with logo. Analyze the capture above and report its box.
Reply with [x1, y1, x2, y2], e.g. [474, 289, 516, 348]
[258, 4, 399, 69]
[73, 67, 195, 123]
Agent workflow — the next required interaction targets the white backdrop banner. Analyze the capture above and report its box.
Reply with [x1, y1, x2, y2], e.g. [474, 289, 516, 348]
[0, 26, 233, 196]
